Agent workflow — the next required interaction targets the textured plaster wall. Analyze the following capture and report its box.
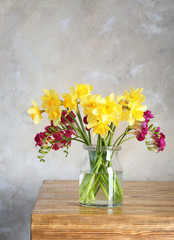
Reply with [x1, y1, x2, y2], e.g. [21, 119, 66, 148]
[0, 0, 174, 239]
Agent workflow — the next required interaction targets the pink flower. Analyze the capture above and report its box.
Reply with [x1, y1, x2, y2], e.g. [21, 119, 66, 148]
[36, 121, 77, 151]
[45, 121, 58, 133]
[52, 127, 76, 150]
[35, 119, 76, 152]
[134, 110, 154, 141]
[143, 110, 154, 122]
[136, 133, 145, 141]
[65, 127, 76, 138]
[146, 128, 166, 152]
[136, 127, 149, 141]
[133, 120, 149, 141]
[52, 131, 67, 150]
[155, 127, 160, 133]
[35, 132, 47, 147]
[153, 132, 166, 152]
[61, 110, 76, 125]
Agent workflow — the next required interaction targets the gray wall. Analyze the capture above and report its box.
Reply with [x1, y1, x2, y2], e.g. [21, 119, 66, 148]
[0, 0, 174, 239]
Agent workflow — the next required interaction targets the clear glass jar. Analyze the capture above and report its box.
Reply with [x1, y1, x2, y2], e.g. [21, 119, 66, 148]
[79, 145, 123, 208]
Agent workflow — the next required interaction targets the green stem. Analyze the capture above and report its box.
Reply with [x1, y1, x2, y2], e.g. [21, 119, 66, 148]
[98, 177, 109, 200]
[80, 151, 103, 201]
[117, 129, 132, 146]
[76, 107, 91, 145]
[108, 123, 116, 146]
[88, 129, 91, 144]
[69, 111, 83, 133]
[102, 138, 107, 146]
[55, 136, 86, 144]
[119, 136, 136, 145]
[97, 134, 100, 146]
[105, 123, 112, 143]
[113, 127, 131, 147]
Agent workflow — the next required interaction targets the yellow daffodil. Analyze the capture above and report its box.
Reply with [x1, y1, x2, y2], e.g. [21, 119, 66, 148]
[127, 103, 147, 125]
[93, 122, 111, 138]
[92, 94, 122, 127]
[62, 87, 78, 112]
[80, 94, 102, 115]
[62, 84, 93, 112]
[82, 93, 122, 138]
[87, 114, 111, 138]
[28, 100, 43, 124]
[41, 89, 61, 111]
[116, 87, 147, 126]
[75, 84, 93, 100]
[116, 87, 145, 104]
[48, 106, 62, 126]
[81, 94, 113, 138]
[41, 89, 62, 125]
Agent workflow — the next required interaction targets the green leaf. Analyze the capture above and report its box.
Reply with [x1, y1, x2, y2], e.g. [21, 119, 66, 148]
[39, 150, 46, 154]
[148, 124, 154, 130]
[152, 126, 158, 131]
[50, 126, 57, 131]
[40, 159, 45, 162]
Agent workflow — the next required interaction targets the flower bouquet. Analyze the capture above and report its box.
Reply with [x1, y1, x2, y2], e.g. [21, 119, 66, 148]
[28, 84, 166, 207]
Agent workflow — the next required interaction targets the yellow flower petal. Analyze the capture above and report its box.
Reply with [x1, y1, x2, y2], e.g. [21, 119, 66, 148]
[33, 114, 42, 125]
[41, 89, 60, 111]
[43, 89, 51, 96]
[28, 100, 43, 125]
[27, 107, 37, 114]
[47, 106, 62, 125]
[93, 122, 110, 138]
[75, 83, 93, 100]
[116, 87, 147, 125]
[31, 100, 39, 108]
[80, 94, 102, 116]
[62, 87, 78, 112]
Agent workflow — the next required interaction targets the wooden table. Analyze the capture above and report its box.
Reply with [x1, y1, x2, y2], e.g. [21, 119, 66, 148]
[31, 181, 174, 239]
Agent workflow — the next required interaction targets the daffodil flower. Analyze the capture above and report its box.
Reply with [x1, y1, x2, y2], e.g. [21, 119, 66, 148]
[75, 83, 93, 100]
[116, 87, 147, 126]
[80, 94, 102, 115]
[62, 87, 78, 112]
[41, 89, 61, 111]
[28, 100, 44, 124]
[41, 89, 62, 125]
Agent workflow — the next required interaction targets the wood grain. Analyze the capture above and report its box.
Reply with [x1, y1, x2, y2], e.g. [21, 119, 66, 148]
[31, 181, 174, 239]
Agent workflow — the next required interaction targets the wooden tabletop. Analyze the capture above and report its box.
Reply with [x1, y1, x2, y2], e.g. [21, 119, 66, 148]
[31, 180, 174, 240]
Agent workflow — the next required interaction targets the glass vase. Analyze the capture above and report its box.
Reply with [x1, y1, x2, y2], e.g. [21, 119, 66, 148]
[79, 145, 123, 208]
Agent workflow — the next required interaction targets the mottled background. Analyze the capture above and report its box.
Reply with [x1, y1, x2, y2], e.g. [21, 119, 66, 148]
[0, 0, 174, 239]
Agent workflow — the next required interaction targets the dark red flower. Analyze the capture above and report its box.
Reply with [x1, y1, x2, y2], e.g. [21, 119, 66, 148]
[133, 120, 148, 141]
[65, 128, 76, 138]
[52, 131, 66, 150]
[35, 132, 46, 147]
[154, 132, 166, 152]
[143, 110, 154, 122]
[134, 110, 154, 142]
[83, 116, 88, 124]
